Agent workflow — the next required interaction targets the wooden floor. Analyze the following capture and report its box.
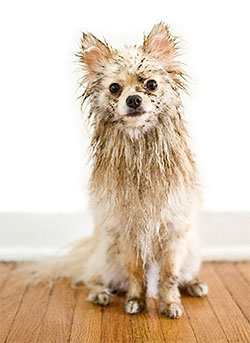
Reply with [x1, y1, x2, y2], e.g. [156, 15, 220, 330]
[0, 262, 249, 343]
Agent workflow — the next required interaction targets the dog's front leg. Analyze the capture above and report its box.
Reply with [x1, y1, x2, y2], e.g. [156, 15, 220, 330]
[158, 234, 187, 319]
[121, 244, 146, 314]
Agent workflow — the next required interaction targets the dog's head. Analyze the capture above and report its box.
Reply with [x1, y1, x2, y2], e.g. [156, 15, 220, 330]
[78, 23, 186, 133]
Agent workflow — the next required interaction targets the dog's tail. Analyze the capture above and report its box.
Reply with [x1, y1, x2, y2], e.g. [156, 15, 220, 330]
[14, 236, 94, 287]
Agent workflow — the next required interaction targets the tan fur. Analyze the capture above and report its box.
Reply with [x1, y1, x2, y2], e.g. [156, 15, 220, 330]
[19, 23, 208, 318]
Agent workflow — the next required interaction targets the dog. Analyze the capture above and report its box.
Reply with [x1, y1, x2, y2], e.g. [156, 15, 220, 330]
[27, 23, 208, 319]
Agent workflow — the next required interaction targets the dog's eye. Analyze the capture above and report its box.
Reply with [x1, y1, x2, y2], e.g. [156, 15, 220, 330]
[109, 83, 121, 94]
[146, 80, 158, 91]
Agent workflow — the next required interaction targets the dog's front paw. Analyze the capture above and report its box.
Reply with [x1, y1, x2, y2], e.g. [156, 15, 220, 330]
[160, 302, 183, 319]
[186, 281, 208, 297]
[125, 297, 146, 314]
[88, 291, 111, 306]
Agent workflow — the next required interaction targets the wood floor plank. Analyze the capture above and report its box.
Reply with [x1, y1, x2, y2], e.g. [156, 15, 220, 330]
[200, 263, 250, 343]
[236, 262, 250, 286]
[0, 269, 28, 343]
[5, 283, 52, 343]
[155, 298, 197, 343]
[183, 292, 228, 343]
[129, 297, 165, 343]
[214, 262, 250, 321]
[102, 294, 133, 343]
[37, 279, 76, 343]
[0, 263, 14, 290]
[1, 262, 250, 343]
[70, 289, 102, 343]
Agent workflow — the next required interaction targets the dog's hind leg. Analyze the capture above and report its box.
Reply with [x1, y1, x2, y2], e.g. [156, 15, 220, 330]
[82, 230, 128, 307]
[178, 229, 208, 298]
[181, 279, 208, 297]
[86, 277, 113, 306]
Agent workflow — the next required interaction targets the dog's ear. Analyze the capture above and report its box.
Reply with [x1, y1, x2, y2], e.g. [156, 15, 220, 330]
[80, 33, 111, 77]
[143, 23, 187, 90]
[143, 23, 178, 62]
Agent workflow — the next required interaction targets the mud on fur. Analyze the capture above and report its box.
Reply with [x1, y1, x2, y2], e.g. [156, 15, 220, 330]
[18, 23, 208, 319]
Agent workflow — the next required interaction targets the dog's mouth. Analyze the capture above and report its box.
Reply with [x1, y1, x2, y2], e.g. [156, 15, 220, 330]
[126, 110, 146, 117]
[122, 110, 151, 128]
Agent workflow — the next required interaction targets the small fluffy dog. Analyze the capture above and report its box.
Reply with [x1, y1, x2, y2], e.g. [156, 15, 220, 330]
[30, 23, 208, 319]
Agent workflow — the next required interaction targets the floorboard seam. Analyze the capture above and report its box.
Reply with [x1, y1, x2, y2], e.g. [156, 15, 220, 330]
[153, 299, 166, 343]
[236, 263, 250, 287]
[100, 305, 104, 343]
[0, 263, 14, 294]
[3, 282, 29, 343]
[67, 289, 78, 343]
[213, 264, 250, 323]
[183, 308, 199, 343]
[205, 293, 230, 343]
[36, 285, 54, 343]
[128, 308, 134, 343]
[207, 264, 235, 342]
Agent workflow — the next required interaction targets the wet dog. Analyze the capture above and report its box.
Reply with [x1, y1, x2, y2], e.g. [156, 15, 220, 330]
[28, 23, 208, 319]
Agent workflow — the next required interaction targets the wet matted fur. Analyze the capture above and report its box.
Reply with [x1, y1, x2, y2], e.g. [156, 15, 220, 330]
[20, 23, 208, 319]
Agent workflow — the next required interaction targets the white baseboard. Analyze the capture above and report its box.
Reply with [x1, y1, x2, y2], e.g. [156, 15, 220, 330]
[202, 246, 250, 261]
[0, 212, 249, 261]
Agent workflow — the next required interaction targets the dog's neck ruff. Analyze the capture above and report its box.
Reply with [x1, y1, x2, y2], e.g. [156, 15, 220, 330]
[88, 107, 198, 225]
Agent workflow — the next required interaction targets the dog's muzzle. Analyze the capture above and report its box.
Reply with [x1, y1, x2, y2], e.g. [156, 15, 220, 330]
[125, 95, 145, 117]
[126, 95, 142, 109]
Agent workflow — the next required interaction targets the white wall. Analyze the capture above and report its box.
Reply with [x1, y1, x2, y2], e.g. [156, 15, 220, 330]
[0, 0, 250, 213]
[0, 212, 249, 261]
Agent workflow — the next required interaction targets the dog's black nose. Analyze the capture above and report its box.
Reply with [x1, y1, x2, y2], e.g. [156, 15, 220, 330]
[126, 95, 142, 109]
